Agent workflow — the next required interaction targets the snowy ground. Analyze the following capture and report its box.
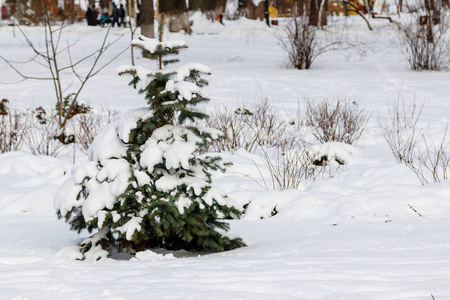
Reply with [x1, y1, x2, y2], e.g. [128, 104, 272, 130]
[1, 15, 450, 299]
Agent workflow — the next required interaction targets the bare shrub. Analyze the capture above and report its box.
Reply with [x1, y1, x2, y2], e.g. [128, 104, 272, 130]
[253, 141, 346, 191]
[413, 128, 450, 184]
[1, 8, 125, 151]
[205, 99, 297, 153]
[203, 98, 350, 190]
[71, 107, 120, 153]
[3, 0, 46, 25]
[394, 0, 450, 71]
[24, 107, 67, 157]
[0, 99, 28, 153]
[277, 7, 365, 70]
[257, 146, 325, 190]
[379, 98, 423, 164]
[2, 103, 119, 157]
[280, 12, 317, 70]
[305, 99, 371, 145]
[380, 99, 450, 184]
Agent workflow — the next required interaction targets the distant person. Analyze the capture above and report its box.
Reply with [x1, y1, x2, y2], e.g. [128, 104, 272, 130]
[92, 6, 99, 24]
[98, 7, 111, 26]
[119, 4, 126, 27]
[85, 6, 95, 26]
[111, 3, 120, 27]
[1, 5, 10, 20]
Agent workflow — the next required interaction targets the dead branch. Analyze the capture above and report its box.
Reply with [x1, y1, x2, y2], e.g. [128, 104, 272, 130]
[1, 12, 126, 147]
[343, 1, 373, 30]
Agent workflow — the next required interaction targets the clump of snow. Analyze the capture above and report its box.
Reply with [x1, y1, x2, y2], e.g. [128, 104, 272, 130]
[134, 250, 175, 261]
[131, 35, 186, 53]
[88, 108, 152, 163]
[81, 169, 130, 221]
[176, 63, 211, 78]
[252, 0, 265, 5]
[117, 109, 153, 143]
[165, 78, 201, 101]
[163, 63, 210, 101]
[140, 125, 199, 172]
[117, 216, 143, 240]
[55, 245, 84, 260]
[54, 109, 152, 217]
[117, 65, 155, 89]
[118, 63, 210, 102]
[243, 190, 298, 220]
[310, 142, 362, 165]
[80, 229, 109, 262]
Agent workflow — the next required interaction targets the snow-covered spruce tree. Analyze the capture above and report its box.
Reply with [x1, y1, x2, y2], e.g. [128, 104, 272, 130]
[54, 17, 245, 260]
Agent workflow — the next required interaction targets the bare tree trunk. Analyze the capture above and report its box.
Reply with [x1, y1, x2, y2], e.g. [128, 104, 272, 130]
[309, 0, 319, 26]
[298, 0, 306, 15]
[215, 0, 227, 13]
[264, 0, 270, 26]
[65, 0, 75, 21]
[343, 0, 349, 16]
[160, 0, 191, 33]
[99, 0, 108, 9]
[189, 0, 217, 10]
[189, 0, 219, 20]
[189, 0, 226, 14]
[141, 0, 154, 38]
[189, 0, 201, 10]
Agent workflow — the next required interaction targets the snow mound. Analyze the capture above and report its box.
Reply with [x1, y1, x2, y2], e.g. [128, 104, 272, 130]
[0, 152, 71, 214]
[0, 151, 67, 176]
[190, 11, 225, 34]
[311, 142, 362, 165]
[223, 17, 273, 36]
[56, 245, 84, 261]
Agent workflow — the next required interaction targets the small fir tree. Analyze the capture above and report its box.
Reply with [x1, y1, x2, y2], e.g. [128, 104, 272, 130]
[55, 16, 245, 260]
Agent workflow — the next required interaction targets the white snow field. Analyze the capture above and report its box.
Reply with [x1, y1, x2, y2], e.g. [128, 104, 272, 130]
[1, 14, 450, 299]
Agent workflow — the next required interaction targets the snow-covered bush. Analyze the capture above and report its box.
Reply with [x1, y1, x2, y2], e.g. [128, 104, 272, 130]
[54, 19, 245, 259]
[256, 141, 355, 191]
[258, 145, 323, 191]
